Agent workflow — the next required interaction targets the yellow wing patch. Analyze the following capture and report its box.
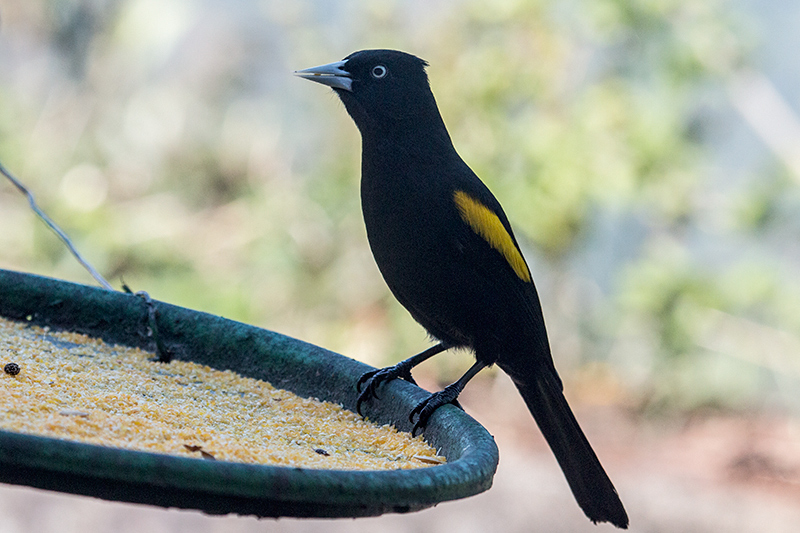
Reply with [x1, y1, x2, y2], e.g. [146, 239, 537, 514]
[453, 190, 532, 283]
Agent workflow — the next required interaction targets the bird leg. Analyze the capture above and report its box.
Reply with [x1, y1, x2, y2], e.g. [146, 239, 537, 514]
[356, 342, 450, 415]
[409, 360, 488, 435]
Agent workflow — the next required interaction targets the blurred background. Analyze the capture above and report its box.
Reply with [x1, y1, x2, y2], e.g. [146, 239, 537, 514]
[2, 0, 800, 531]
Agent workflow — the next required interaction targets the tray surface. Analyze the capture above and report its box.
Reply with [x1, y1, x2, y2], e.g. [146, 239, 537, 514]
[0, 269, 498, 518]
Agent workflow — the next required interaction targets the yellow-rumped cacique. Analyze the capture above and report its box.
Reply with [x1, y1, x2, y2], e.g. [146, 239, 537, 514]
[296, 49, 628, 528]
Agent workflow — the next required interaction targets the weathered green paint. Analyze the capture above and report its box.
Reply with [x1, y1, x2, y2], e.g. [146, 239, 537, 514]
[0, 269, 498, 517]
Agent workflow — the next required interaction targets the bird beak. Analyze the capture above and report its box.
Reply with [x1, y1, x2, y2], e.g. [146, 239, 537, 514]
[294, 60, 352, 92]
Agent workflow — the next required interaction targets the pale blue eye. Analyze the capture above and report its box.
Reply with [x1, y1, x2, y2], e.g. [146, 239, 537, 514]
[371, 65, 387, 79]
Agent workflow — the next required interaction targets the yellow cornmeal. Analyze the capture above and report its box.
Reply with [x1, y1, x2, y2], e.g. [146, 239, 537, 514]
[0, 317, 445, 470]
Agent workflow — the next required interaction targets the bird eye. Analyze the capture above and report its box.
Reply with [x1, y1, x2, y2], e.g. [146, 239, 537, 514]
[371, 65, 388, 79]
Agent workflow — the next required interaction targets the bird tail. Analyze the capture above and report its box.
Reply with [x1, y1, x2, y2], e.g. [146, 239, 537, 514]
[513, 371, 629, 529]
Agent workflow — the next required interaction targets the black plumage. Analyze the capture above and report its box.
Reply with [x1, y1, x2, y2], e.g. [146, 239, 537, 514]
[296, 49, 628, 528]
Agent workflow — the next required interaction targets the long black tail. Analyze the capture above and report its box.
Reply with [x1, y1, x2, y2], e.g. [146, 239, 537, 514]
[515, 371, 628, 528]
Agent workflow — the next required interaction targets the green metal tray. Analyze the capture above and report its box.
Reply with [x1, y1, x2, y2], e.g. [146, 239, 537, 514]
[0, 269, 498, 518]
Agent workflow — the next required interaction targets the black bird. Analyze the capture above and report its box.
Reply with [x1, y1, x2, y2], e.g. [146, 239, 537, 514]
[296, 49, 628, 528]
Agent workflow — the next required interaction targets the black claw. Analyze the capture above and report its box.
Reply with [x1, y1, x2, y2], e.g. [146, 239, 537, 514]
[408, 385, 463, 436]
[356, 369, 378, 393]
[409, 397, 434, 435]
[355, 344, 451, 418]
[411, 400, 437, 436]
[355, 362, 415, 415]
[356, 378, 384, 415]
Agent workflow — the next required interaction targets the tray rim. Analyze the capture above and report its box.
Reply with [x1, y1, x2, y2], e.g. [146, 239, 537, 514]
[0, 268, 499, 517]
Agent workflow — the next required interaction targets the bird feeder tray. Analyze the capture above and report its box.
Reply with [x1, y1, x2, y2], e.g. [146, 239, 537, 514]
[0, 269, 498, 518]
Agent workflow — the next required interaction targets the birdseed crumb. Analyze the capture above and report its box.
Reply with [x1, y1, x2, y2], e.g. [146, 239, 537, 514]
[0, 316, 445, 470]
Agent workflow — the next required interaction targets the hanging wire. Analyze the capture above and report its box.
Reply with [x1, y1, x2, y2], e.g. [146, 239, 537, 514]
[0, 159, 116, 292]
[1, 159, 173, 361]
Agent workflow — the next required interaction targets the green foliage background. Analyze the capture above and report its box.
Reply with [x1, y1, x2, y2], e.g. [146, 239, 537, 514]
[2, 0, 798, 413]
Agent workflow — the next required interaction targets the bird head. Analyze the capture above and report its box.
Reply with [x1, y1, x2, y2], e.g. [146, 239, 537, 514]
[295, 49, 440, 133]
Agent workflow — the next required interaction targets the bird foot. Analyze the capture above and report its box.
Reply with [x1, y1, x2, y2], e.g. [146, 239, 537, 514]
[409, 383, 462, 436]
[356, 360, 417, 415]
